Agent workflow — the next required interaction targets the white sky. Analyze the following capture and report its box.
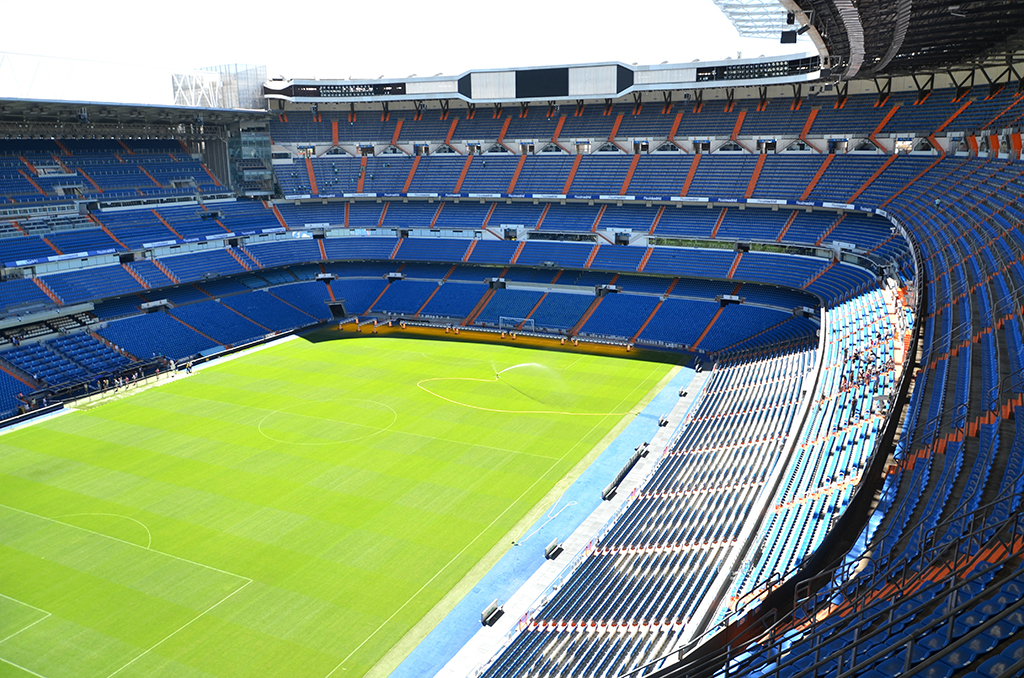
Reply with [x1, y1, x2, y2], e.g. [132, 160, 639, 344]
[0, 0, 810, 106]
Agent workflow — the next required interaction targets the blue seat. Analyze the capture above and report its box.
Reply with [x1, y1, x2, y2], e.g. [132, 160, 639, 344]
[999, 579, 1024, 597]
[1002, 639, 1024, 661]
[997, 607, 1024, 632]
[942, 644, 979, 668]
[955, 609, 989, 634]
[974, 598, 1009, 617]
[914, 661, 956, 678]
[984, 620, 1017, 642]
[917, 632, 947, 655]
[875, 656, 907, 676]
[977, 653, 1018, 678]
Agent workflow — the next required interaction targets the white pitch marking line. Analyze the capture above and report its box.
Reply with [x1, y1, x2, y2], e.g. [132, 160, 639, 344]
[0, 594, 53, 677]
[561, 355, 585, 372]
[0, 613, 51, 647]
[52, 513, 153, 550]
[0, 593, 50, 619]
[388, 428, 561, 462]
[325, 364, 660, 677]
[323, 479, 544, 678]
[105, 579, 252, 678]
[0, 656, 49, 678]
[0, 504, 249, 585]
[417, 375, 637, 417]
[256, 399, 398, 446]
[0, 504, 254, 678]
[0, 593, 52, 645]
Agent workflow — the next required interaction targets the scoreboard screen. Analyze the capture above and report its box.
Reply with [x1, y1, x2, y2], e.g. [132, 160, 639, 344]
[267, 82, 409, 98]
[319, 83, 407, 97]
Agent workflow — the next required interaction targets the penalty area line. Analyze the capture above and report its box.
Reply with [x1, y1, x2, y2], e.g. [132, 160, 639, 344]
[0, 594, 53, 677]
[0, 504, 255, 678]
[0, 594, 50, 675]
[0, 656, 48, 678]
[0, 504, 248, 583]
[105, 579, 252, 678]
[0, 615, 51, 648]
[0, 593, 51, 645]
[52, 513, 153, 550]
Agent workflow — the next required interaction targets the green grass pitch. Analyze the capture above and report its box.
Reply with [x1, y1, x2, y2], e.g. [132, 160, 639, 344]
[0, 335, 672, 678]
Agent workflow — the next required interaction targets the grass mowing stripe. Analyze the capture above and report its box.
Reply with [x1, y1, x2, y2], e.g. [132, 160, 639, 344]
[0, 504, 251, 678]
[0, 503, 252, 581]
[0, 594, 50, 645]
[328, 360, 658, 677]
[416, 374, 640, 416]
[106, 580, 253, 678]
[0, 337, 670, 677]
[0, 656, 48, 677]
[386, 428, 558, 460]
[367, 360, 674, 678]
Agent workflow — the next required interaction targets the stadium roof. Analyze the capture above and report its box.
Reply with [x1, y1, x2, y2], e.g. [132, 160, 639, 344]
[264, 55, 822, 106]
[0, 98, 267, 128]
[709, 0, 794, 38]
[789, 0, 1024, 78]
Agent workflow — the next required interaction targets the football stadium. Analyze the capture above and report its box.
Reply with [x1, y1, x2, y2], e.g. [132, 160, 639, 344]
[1, 1, 1024, 677]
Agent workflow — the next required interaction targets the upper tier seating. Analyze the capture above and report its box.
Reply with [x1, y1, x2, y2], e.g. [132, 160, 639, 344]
[0, 140, 220, 205]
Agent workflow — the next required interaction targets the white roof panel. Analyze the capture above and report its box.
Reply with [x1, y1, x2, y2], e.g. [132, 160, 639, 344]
[711, 0, 792, 38]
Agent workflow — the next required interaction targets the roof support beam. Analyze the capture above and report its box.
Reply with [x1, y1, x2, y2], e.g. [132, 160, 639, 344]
[873, 77, 892, 107]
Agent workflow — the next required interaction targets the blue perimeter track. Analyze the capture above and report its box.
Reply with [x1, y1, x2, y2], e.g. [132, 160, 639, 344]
[389, 366, 695, 678]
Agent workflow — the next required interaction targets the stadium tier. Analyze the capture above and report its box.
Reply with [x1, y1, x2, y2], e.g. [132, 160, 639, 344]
[482, 348, 816, 677]
[2, 70, 1024, 678]
[264, 86, 1024, 152]
[0, 139, 222, 205]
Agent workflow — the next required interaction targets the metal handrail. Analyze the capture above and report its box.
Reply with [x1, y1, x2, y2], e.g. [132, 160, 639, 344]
[638, 333, 1024, 677]
[617, 297, 924, 678]
[985, 362, 1024, 417]
[639, 486, 1024, 678]
[951, 400, 970, 434]
[883, 367, 1019, 575]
